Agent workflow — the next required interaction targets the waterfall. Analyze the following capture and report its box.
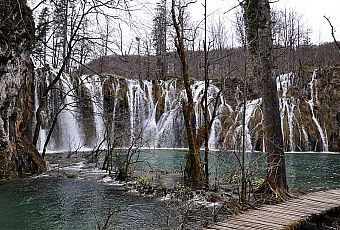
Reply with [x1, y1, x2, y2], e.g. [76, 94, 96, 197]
[59, 73, 83, 151]
[277, 73, 298, 151]
[208, 119, 222, 150]
[154, 80, 182, 148]
[82, 75, 105, 147]
[34, 69, 47, 152]
[126, 79, 138, 144]
[239, 99, 262, 151]
[126, 79, 157, 147]
[141, 80, 157, 147]
[307, 70, 329, 151]
[37, 72, 333, 152]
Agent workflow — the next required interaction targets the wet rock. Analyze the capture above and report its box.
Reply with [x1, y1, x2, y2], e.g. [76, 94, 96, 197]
[207, 192, 224, 203]
[0, 0, 46, 179]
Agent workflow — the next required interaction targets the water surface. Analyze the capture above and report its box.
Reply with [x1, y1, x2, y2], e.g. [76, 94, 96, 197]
[1, 150, 340, 229]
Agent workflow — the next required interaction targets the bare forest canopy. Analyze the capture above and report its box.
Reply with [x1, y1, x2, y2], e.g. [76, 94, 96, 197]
[82, 42, 340, 81]
[31, 0, 340, 82]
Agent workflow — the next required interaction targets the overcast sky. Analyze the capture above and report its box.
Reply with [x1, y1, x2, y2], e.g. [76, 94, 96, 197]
[189, 0, 340, 44]
[276, 0, 339, 43]
[28, 0, 340, 54]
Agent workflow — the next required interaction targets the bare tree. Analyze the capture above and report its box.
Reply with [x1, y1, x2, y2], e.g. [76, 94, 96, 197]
[171, 0, 221, 189]
[33, 0, 130, 149]
[324, 16, 340, 51]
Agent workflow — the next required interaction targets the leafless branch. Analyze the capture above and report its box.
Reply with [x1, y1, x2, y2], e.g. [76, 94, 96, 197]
[324, 16, 340, 51]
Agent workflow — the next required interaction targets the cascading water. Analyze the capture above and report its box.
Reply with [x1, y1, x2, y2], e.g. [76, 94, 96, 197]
[37, 71, 332, 152]
[154, 80, 183, 148]
[82, 75, 105, 146]
[126, 79, 156, 147]
[33, 69, 47, 152]
[277, 73, 299, 151]
[141, 81, 158, 147]
[233, 98, 262, 152]
[58, 73, 83, 151]
[307, 70, 329, 151]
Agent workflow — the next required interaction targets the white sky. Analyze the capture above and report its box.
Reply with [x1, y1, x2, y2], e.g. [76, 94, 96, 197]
[275, 0, 340, 43]
[190, 0, 340, 44]
[28, 0, 340, 55]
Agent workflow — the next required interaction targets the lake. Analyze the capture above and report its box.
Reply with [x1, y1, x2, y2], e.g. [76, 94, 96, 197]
[1, 150, 340, 229]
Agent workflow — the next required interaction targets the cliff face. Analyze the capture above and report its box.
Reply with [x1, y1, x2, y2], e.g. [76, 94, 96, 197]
[221, 68, 340, 152]
[0, 0, 46, 179]
[317, 68, 340, 151]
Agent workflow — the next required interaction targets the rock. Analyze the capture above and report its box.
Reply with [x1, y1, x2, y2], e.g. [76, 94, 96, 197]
[207, 192, 224, 203]
[0, 0, 46, 179]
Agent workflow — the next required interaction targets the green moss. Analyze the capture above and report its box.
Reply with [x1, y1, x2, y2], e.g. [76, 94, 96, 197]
[136, 176, 153, 194]
[227, 199, 239, 209]
[65, 173, 77, 179]
[243, 0, 259, 55]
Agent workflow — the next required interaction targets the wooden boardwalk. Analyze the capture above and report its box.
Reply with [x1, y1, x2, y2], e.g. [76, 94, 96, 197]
[205, 189, 340, 230]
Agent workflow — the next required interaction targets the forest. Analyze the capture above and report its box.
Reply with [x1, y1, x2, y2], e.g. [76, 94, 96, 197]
[0, 0, 340, 229]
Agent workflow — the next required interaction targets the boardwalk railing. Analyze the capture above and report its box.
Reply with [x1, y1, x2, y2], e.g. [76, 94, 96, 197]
[205, 189, 340, 230]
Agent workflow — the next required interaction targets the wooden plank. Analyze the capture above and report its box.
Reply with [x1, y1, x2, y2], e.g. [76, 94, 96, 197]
[207, 225, 232, 230]
[234, 214, 286, 226]
[230, 216, 283, 227]
[297, 199, 336, 208]
[312, 191, 340, 198]
[250, 209, 303, 221]
[281, 203, 323, 213]
[216, 220, 272, 230]
[276, 204, 318, 214]
[259, 206, 309, 218]
[303, 197, 340, 207]
[305, 195, 340, 204]
[327, 190, 340, 195]
[208, 189, 340, 230]
[262, 203, 313, 214]
[286, 200, 330, 210]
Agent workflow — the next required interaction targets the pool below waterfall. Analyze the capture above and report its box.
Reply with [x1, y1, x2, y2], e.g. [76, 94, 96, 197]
[1, 150, 340, 229]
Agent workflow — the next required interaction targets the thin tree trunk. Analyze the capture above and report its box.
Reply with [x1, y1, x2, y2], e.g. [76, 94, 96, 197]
[171, 0, 202, 188]
[203, 0, 209, 188]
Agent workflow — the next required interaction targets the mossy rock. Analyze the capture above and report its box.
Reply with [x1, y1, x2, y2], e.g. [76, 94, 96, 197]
[0, 148, 19, 179]
[227, 199, 239, 209]
[15, 137, 46, 177]
[207, 192, 224, 203]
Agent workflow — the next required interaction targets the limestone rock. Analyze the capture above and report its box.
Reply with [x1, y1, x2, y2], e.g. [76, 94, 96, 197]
[0, 0, 46, 179]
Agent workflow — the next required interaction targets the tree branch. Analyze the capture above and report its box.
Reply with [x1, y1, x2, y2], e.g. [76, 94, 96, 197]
[324, 15, 340, 51]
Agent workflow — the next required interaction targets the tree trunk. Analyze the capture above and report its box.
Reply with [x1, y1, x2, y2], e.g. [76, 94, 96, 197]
[171, 0, 202, 188]
[257, 0, 288, 195]
[243, 0, 288, 196]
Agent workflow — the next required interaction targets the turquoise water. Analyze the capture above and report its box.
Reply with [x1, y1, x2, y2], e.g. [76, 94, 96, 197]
[1, 150, 340, 229]
[286, 152, 340, 192]
[130, 149, 340, 192]
[0, 177, 210, 230]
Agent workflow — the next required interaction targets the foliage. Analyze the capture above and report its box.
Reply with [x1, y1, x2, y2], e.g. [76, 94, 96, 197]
[252, 177, 266, 191]
[241, 0, 258, 55]
[136, 176, 153, 194]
